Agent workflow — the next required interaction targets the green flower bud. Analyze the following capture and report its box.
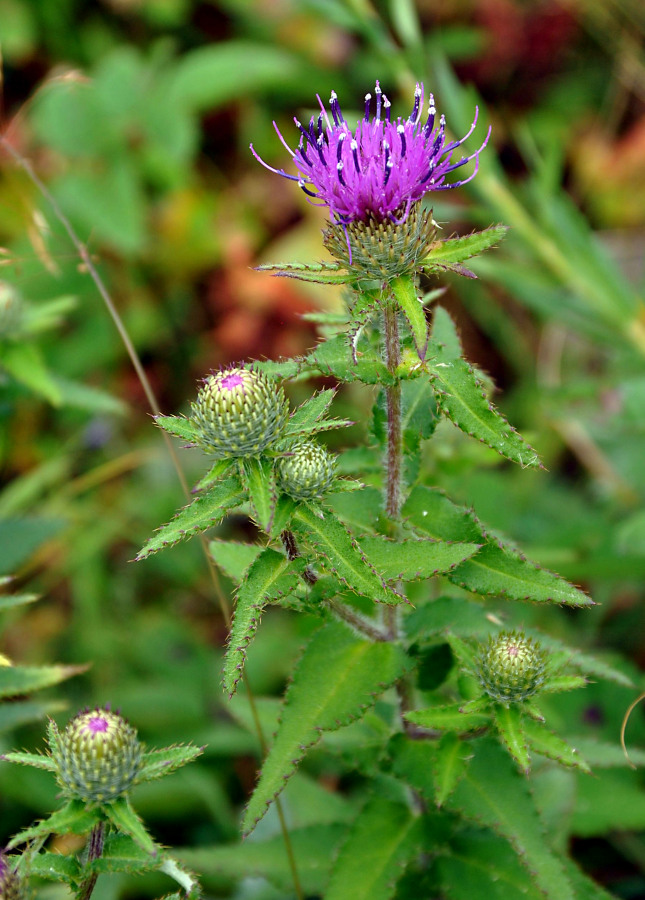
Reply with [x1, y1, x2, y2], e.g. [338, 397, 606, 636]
[52, 708, 143, 803]
[0, 283, 23, 340]
[322, 201, 436, 280]
[0, 854, 23, 900]
[191, 368, 288, 458]
[476, 631, 547, 703]
[277, 439, 336, 500]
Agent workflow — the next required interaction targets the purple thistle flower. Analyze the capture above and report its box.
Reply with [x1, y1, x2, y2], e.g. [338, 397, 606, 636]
[251, 82, 490, 227]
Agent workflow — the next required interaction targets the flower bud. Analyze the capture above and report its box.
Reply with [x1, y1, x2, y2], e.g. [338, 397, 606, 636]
[191, 368, 288, 458]
[0, 854, 23, 900]
[277, 440, 336, 500]
[476, 631, 546, 703]
[323, 201, 436, 279]
[52, 708, 142, 803]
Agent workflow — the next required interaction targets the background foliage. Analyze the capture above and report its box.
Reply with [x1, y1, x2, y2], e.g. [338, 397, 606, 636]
[1, 0, 645, 897]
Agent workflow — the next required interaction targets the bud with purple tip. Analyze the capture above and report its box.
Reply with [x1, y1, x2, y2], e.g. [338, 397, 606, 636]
[476, 631, 547, 703]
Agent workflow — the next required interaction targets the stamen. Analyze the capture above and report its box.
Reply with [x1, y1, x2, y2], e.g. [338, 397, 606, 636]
[249, 143, 301, 181]
[384, 97, 391, 122]
[423, 96, 436, 135]
[375, 81, 382, 120]
[336, 132, 346, 165]
[316, 134, 327, 165]
[298, 180, 319, 198]
[330, 91, 341, 126]
[409, 84, 422, 122]
[397, 124, 406, 157]
[364, 93, 372, 121]
[273, 121, 295, 158]
[443, 107, 481, 154]
[316, 113, 323, 139]
[384, 157, 394, 186]
[351, 139, 361, 173]
[337, 160, 345, 186]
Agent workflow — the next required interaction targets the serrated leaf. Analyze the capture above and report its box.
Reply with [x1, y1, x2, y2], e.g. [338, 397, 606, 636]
[8, 800, 97, 848]
[325, 797, 422, 900]
[91, 833, 160, 875]
[401, 377, 439, 449]
[241, 621, 407, 834]
[391, 275, 429, 359]
[305, 334, 393, 384]
[428, 344, 541, 468]
[135, 476, 245, 560]
[224, 548, 303, 696]
[0, 699, 65, 733]
[404, 595, 495, 642]
[420, 226, 508, 273]
[438, 828, 545, 900]
[105, 797, 157, 856]
[294, 504, 404, 605]
[434, 732, 470, 807]
[0, 592, 39, 611]
[209, 540, 263, 582]
[1, 750, 57, 771]
[358, 536, 481, 581]
[388, 733, 436, 803]
[328, 488, 383, 534]
[256, 260, 354, 284]
[0, 663, 86, 698]
[540, 674, 587, 693]
[29, 851, 83, 884]
[153, 415, 202, 444]
[242, 457, 277, 532]
[568, 736, 645, 769]
[405, 702, 490, 733]
[270, 494, 298, 537]
[494, 704, 530, 773]
[449, 543, 593, 607]
[284, 389, 336, 435]
[178, 824, 345, 896]
[447, 739, 575, 900]
[137, 745, 204, 782]
[193, 458, 234, 493]
[348, 292, 382, 365]
[402, 485, 484, 543]
[431, 305, 463, 359]
[523, 720, 591, 773]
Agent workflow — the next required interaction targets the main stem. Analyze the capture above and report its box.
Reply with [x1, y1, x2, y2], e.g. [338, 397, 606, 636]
[77, 821, 104, 900]
[383, 298, 403, 642]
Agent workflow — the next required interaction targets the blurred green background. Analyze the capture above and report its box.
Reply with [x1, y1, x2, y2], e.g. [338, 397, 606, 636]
[1, 0, 645, 897]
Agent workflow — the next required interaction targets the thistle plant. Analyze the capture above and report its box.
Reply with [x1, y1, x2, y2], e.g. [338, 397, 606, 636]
[2, 708, 202, 899]
[136, 82, 629, 900]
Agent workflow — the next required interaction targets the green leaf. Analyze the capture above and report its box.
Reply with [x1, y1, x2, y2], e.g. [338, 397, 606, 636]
[256, 260, 354, 284]
[1, 750, 57, 771]
[404, 596, 494, 643]
[29, 851, 83, 885]
[402, 485, 484, 543]
[285, 389, 336, 434]
[420, 226, 508, 274]
[224, 548, 303, 696]
[0, 516, 66, 575]
[137, 745, 204, 782]
[325, 797, 422, 900]
[493, 704, 530, 773]
[270, 494, 298, 537]
[241, 621, 407, 834]
[390, 275, 429, 359]
[294, 504, 404, 605]
[8, 800, 97, 847]
[0, 699, 65, 733]
[568, 736, 645, 769]
[449, 543, 593, 607]
[1, 342, 62, 404]
[305, 334, 393, 385]
[0, 663, 85, 698]
[428, 343, 542, 469]
[153, 415, 202, 444]
[388, 733, 435, 803]
[0, 591, 39, 611]
[540, 674, 587, 694]
[328, 488, 383, 534]
[405, 701, 490, 733]
[135, 476, 245, 560]
[434, 732, 470, 807]
[242, 457, 277, 532]
[522, 720, 591, 773]
[105, 797, 157, 856]
[91, 833, 160, 875]
[209, 540, 263, 582]
[358, 536, 481, 581]
[401, 377, 439, 449]
[178, 824, 345, 896]
[431, 305, 463, 359]
[193, 459, 234, 492]
[438, 828, 545, 900]
[447, 739, 575, 900]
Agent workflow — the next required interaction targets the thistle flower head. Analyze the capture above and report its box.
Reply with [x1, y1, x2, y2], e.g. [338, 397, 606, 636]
[277, 439, 337, 500]
[251, 82, 490, 227]
[0, 853, 23, 900]
[476, 631, 547, 704]
[51, 708, 143, 803]
[191, 367, 289, 458]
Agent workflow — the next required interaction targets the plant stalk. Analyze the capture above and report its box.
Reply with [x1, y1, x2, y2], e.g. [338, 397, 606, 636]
[382, 298, 403, 642]
[77, 821, 104, 900]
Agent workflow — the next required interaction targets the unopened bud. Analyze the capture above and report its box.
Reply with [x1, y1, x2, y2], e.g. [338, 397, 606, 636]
[476, 631, 546, 703]
[277, 440, 336, 499]
[191, 368, 288, 458]
[51, 708, 142, 803]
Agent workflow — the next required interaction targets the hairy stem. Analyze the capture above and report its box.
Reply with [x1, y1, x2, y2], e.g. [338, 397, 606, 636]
[2, 139, 304, 900]
[77, 821, 104, 900]
[382, 298, 403, 642]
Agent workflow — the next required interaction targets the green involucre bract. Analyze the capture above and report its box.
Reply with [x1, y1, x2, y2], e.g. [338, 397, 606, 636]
[277, 439, 337, 500]
[476, 631, 547, 703]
